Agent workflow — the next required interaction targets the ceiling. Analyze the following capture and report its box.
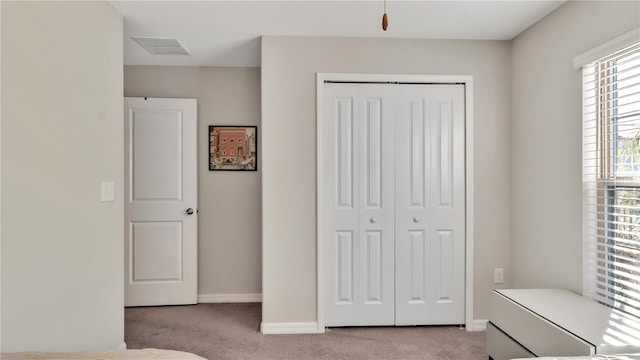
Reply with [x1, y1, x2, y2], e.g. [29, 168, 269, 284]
[110, 0, 566, 67]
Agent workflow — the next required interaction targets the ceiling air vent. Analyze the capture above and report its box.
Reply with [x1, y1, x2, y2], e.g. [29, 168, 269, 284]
[131, 37, 190, 55]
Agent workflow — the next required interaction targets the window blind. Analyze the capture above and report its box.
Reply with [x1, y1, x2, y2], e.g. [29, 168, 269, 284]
[583, 42, 640, 318]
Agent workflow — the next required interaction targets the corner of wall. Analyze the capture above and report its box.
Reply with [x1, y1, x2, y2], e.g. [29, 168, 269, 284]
[508, 0, 639, 291]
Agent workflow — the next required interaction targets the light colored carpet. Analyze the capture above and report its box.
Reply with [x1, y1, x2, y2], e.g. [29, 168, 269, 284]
[125, 303, 486, 360]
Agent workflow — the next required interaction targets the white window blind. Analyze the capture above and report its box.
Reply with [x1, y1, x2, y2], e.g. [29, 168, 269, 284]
[583, 42, 640, 318]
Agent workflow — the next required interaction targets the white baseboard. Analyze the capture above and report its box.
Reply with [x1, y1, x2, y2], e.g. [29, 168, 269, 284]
[260, 322, 322, 334]
[117, 342, 127, 350]
[198, 293, 262, 303]
[470, 319, 488, 331]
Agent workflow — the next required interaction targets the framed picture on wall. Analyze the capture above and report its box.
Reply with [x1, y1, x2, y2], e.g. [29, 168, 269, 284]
[209, 125, 258, 171]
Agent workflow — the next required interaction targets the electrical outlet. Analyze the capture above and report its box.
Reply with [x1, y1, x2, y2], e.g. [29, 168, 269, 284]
[494, 268, 504, 284]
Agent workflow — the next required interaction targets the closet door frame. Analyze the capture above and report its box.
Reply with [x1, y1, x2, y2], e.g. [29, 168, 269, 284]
[316, 73, 475, 332]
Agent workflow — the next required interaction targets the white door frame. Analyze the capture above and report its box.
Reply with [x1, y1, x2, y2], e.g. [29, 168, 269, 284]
[316, 73, 475, 332]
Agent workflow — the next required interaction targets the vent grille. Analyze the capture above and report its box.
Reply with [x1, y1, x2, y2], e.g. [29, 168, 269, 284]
[131, 37, 190, 55]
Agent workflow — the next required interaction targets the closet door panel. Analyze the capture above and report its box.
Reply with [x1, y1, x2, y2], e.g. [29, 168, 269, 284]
[357, 86, 395, 325]
[323, 84, 395, 326]
[323, 84, 362, 325]
[395, 87, 432, 325]
[396, 84, 465, 325]
[427, 85, 465, 324]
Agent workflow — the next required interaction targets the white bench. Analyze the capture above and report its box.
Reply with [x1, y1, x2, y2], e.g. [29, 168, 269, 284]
[487, 289, 640, 360]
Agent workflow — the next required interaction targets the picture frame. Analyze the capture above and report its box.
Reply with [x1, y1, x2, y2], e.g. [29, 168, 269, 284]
[209, 125, 258, 171]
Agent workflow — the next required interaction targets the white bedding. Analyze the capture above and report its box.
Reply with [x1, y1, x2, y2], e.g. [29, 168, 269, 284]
[0, 348, 206, 360]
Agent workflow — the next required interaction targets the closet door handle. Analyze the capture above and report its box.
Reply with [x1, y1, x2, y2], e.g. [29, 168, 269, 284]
[370, 218, 377, 224]
[413, 217, 420, 223]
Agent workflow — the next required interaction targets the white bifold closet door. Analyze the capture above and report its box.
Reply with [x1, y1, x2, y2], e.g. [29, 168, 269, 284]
[322, 83, 465, 327]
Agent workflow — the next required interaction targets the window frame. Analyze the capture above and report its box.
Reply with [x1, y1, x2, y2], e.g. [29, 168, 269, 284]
[586, 42, 640, 318]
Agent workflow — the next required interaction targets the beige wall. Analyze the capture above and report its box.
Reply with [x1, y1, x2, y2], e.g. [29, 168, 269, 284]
[261, 36, 512, 324]
[1, 1, 124, 351]
[510, 1, 640, 292]
[124, 66, 262, 296]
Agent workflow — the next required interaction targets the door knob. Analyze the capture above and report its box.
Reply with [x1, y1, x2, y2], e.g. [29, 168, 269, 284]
[370, 218, 377, 223]
[186, 208, 195, 215]
[413, 217, 420, 223]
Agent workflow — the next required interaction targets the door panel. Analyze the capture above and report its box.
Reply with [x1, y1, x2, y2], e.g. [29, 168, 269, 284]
[364, 230, 382, 303]
[426, 86, 465, 324]
[131, 221, 183, 282]
[125, 97, 198, 307]
[437, 98, 454, 207]
[337, 97, 354, 208]
[409, 230, 426, 304]
[364, 98, 383, 208]
[336, 231, 354, 304]
[358, 86, 395, 325]
[323, 84, 395, 326]
[131, 110, 183, 201]
[395, 87, 431, 325]
[409, 100, 427, 208]
[324, 85, 361, 324]
[433, 230, 453, 303]
[396, 85, 465, 325]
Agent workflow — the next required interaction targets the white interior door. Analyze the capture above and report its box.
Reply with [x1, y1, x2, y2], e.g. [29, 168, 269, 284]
[395, 85, 466, 325]
[124, 97, 198, 307]
[322, 82, 465, 326]
[322, 84, 395, 326]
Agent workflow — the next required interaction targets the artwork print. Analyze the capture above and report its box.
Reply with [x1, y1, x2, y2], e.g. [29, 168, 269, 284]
[209, 126, 257, 171]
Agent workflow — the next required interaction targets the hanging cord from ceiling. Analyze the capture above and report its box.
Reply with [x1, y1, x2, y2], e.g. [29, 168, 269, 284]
[382, 0, 388, 31]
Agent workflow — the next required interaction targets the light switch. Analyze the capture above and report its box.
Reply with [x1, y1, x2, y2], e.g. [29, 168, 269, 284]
[101, 182, 115, 202]
[494, 268, 504, 284]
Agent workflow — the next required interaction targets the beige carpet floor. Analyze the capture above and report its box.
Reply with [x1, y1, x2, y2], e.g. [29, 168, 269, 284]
[125, 303, 487, 360]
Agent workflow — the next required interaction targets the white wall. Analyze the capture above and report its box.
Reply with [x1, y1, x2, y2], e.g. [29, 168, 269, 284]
[261, 36, 512, 324]
[124, 66, 262, 297]
[1, 1, 124, 352]
[511, 1, 640, 292]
